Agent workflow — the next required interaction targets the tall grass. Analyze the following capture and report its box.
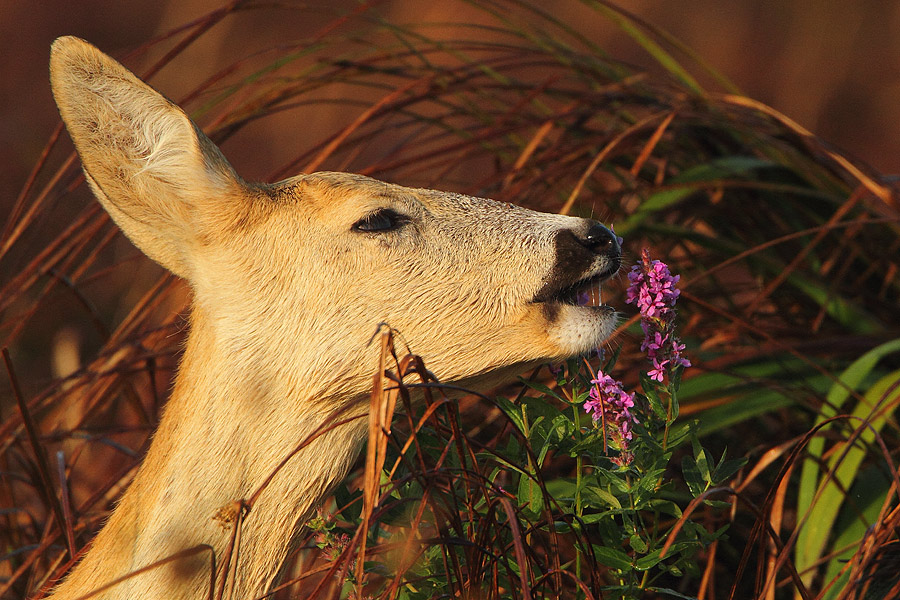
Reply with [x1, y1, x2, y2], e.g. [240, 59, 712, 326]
[2, 1, 899, 599]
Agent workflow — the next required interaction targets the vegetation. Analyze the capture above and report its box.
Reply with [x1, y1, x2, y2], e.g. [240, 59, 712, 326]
[2, 1, 898, 598]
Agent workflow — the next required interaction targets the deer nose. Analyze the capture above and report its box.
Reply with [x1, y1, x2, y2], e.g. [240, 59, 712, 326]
[579, 222, 621, 257]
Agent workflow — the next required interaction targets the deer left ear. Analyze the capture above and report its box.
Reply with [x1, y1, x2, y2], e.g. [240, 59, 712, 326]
[50, 36, 250, 280]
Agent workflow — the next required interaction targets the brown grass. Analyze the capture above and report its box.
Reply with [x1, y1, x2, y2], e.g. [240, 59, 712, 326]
[2, 2, 899, 599]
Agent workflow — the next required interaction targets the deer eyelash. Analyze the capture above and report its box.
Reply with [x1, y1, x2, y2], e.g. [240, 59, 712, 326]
[352, 208, 407, 232]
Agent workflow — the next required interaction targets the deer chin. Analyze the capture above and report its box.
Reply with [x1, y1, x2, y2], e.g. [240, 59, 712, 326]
[541, 301, 618, 358]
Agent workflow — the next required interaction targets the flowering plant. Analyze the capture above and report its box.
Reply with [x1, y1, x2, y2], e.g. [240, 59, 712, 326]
[321, 249, 745, 599]
[627, 249, 691, 381]
[584, 249, 693, 466]
[529, 248, 743, 595]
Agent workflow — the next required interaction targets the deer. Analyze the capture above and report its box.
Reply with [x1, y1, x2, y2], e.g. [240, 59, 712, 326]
[46, 36, 622, 600]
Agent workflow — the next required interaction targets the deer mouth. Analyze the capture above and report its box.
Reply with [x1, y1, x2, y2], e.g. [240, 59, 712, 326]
[533, 263, 619, 310]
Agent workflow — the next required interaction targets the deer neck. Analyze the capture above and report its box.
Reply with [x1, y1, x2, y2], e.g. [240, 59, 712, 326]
[51, 305, 370, 600]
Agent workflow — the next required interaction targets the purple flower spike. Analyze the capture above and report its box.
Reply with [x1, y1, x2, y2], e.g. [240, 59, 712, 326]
[584, 371, 638, 459]
[626, 249, 690, 383]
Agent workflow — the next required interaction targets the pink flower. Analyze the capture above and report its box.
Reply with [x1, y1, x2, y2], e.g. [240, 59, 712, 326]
[584, 371, 638, 457]
[626, 249, 690, 383]
[582, 249, 689, 465]
[648, 363, 667, 382]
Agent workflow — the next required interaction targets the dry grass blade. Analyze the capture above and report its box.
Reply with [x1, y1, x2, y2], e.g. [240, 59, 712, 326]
[55, 451, 77, 564]
[357, 328, 400, 591]
[4, 2, 900, 598]
[503, 118, 557, 189]
[560, 109, 676, 215]
[762, 462, 793, 600]
[0, 153, 78, 262]
[67, 546, 217, 600]
[743, 189, 864, 317]
[630, 109, 677, 177]
[3, 348, 72, 559]
[0, 123, 65, 257]
[717, 94, 895, 207]
[499, 498, 533, 600]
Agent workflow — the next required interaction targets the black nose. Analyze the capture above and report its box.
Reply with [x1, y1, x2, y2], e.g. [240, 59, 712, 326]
[580, 222, 621, 256]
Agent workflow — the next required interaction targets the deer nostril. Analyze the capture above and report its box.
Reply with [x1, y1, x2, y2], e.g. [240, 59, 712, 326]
[581, 223, 620, 256]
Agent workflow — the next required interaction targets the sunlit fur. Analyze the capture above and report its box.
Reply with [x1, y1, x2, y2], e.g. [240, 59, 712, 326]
[48, 36, 619, 600]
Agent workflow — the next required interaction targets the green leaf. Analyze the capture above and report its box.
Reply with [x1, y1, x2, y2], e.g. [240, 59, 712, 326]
[629, 534, 648, 553]
[519, 379, 566, 402]
[674, 156, 777, 182]
[822, 466, 893, 599]
[637, 469, 667, 492]
[569, 434, 604, 456]
[669, 387, 680, 422]
[647, 586, 702, 600]
[796, 366, 900, 588]
[495, 395, 527, 434]
[645, 385, 667, 420]
[634, 548, 665, 571]
[579, 510, 616, 524]
[694, 446, 711, 485]
[649, 499, 683, 519]
[665, 420, 696, 449]
[712, 456, 748, 485]
[590, 3, 703, 93]
[597, 467, 633, 493]
[796, 338, 900, 585]
[696, 391, 795, 436]
[583, 486, 622, 510]
[517, 474, 544, 515]
[670, 364, 685, 391]
[334, 484, 363, 522]
[618, 157, 776, 234]
[591, 545, 633, 571]
[544, 477, 577, 502]
[682, 455, 705, 496]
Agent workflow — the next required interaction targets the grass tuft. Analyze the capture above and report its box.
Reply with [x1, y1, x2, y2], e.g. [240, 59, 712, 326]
[2, 2, 899, 599]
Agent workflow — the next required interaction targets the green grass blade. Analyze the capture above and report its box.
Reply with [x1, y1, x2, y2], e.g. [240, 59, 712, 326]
[795, 338, 900, 585]
[588, 2, 703, 94]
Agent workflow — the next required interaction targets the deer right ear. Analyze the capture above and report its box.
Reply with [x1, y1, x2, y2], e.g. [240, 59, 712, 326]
[49, 36, 249, 280]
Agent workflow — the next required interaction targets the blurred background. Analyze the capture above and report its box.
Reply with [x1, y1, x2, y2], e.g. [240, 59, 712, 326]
[3, 0, 900, 211]
[3, 3, 899, 597]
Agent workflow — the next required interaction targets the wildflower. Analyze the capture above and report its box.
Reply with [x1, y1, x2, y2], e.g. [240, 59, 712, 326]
[582, 249, 689, 464]
[626, 249, 691, 382]
[626, 258, 680, 319]
[584, 371, 638, 459]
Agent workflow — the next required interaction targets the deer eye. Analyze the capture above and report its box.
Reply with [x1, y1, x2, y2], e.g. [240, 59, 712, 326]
[352, 209, 405, 232]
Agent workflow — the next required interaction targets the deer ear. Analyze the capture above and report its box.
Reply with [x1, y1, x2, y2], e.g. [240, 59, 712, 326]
[49, 36, 248, 279]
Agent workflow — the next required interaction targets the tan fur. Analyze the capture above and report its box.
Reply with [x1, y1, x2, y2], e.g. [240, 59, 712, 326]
[47, 36, 621, 600]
